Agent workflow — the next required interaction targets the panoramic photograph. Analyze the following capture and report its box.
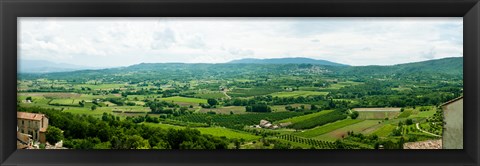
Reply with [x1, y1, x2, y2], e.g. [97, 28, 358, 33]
[17, 17, 463, 149]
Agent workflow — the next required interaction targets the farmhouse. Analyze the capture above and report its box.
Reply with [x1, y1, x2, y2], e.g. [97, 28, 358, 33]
[441, 96, 463, 149]
[17, 126, 33, 149]
[17, 112, 49, 143]
[258, 119, 279, 129]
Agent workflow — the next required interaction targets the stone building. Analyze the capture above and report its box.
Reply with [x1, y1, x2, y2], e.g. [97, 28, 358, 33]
[441, 96, 463, 149]
[17, 112, 49, 143]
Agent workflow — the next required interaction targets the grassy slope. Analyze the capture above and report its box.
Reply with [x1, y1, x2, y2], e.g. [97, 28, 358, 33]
[142, 122, 260, 141]
[277, 110, 334, 123]
[313, 120, 382, 141]
[296, 119, 364, 138]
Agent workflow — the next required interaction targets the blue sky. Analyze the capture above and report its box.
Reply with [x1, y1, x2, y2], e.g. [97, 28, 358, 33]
[18, 17, 463, 67]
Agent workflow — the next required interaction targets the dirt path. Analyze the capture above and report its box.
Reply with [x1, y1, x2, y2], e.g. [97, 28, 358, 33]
[222, 90, 232, 100]
[416, 123, 441, 137]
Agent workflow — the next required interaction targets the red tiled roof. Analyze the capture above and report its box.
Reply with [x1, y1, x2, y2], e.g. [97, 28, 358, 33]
[17, 112, 45, 121]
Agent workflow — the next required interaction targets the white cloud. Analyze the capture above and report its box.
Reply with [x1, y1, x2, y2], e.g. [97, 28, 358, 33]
[18, 17, 462, 67]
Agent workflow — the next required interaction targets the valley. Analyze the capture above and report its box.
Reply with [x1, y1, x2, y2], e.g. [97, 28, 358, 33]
[17, 57, 463, 149]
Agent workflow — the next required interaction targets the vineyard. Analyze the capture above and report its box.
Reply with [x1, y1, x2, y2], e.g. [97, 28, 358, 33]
[289, 111, 348, 129]
[173, 111, 304, 130]
[276, 134, 368, 149]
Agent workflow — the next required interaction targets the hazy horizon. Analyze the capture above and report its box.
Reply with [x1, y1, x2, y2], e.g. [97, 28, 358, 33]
[20, 56, 462, 70]
[19, 17, 463, 67]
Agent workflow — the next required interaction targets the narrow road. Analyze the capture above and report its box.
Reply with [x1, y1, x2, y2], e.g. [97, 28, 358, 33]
[416, 123, 441, 137]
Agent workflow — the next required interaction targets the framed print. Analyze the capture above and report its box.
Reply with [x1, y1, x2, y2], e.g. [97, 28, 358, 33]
[1, 0, 479, 166]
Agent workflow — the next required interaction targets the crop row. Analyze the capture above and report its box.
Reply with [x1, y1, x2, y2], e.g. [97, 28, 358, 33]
[289, 111, 347, 129]
[277, 134, 369, 149]
[277, 134, 336, 149]
[173, 112, 304, 130]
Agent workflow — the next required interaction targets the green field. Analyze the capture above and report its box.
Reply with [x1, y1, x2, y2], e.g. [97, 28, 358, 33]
[357, 111, 400, 120]
[49, 99, 78, 105]
[196, 127, 260, 141]
[227, 87, 281, 97]
[142, 123, 259, 141]
[277, 110, 334, 124]
[370, 124, 397, 137]
[72, 83, 126, 90]
[194, 92, 226, 99]
[410, 109, 437, 118]
[198, 106, 247, 114]
[320, 81, 363, 90]
[296, 119, 364, 138]
[270, 91, 329, 98]
[313, 120, 382, 141]
[397, 109, 413, 118]
[160, 96, 207, 104]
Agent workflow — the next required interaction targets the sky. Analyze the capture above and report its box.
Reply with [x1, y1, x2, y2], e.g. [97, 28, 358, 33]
[18, 17, 463, 67]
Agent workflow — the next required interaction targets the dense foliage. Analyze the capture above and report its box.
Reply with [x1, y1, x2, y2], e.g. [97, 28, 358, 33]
[19, 106, 229, 149]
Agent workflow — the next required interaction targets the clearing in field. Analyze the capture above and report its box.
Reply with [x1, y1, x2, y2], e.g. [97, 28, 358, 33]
[160, 96, 207, 104]
[270, 91, 329, 98]
[313, 120, 382, 141]
[357, 111, 400, 120]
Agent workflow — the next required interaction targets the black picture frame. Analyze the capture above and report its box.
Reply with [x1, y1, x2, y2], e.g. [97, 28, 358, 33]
[1, 0, 479, 166]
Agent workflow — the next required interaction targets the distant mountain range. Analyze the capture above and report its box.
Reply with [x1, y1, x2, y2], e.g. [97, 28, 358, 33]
[18, 60, 104, 73]
[19, 57, 462, 76]
[228, 57, 348, 66]
[338, 57, 463, 75]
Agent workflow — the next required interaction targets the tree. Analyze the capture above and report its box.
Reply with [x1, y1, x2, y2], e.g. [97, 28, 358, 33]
[46, 126, 64, 144]
[350, 111, 359, 119]
[207, 99, 218, 106]
[125, 135, 151, 149]
[91, 105, 97, 111]
[405, 119, 414, 125]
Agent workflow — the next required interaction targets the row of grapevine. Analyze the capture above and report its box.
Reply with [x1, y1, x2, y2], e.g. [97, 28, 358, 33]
[276, 134, 369, 149]
[289, 111, 347, 129]
[173, 111, 304, 130]
[276, 134, 336, 149]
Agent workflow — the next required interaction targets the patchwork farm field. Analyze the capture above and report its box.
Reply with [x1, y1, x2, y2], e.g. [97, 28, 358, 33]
[17, 58, 461, 149]
[313, 120, 383, 141]
[357, 111, 400, 120]
[296, 119, 364, 138]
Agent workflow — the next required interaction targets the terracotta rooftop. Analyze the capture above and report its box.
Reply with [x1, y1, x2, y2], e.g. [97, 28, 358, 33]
[17, 112, 46, 121]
